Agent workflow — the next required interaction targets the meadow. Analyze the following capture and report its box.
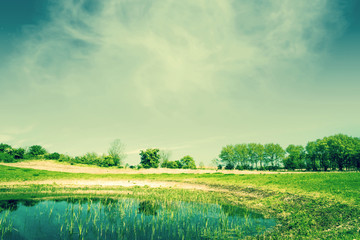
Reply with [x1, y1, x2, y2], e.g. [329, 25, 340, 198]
[1, 164, 359, 239]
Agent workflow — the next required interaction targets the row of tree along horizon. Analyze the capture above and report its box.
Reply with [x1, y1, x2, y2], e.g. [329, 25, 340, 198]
[0, 133, 359, 171]
[218, 134, 360, 171]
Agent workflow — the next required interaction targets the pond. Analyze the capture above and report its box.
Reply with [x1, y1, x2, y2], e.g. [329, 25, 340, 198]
[0, 198, 276, 239]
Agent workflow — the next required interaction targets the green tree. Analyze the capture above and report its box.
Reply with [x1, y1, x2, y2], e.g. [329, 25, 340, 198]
[108, 139, 126, 166]
[159, 150, 171, 165]
[180, 155, 196, 169]
[0, 152, 15, 163]
[305, 141, 319, 171]
[326, 134, 355, 171]
[316, 138, 331, 171]
[353, 138, 360, 170]
[139, 148, 160, 169]
[0, 143, 12, 153]
[234, 144, 248, 169]
[264, 143, 285, 170]
[28, 145, 47, 158]
[45, 152, 60, 160]
[219, 145, 236, 168]
[12, 148, 25, 159]
[284, 145, 305, 170]
[247, 143, 264, 169]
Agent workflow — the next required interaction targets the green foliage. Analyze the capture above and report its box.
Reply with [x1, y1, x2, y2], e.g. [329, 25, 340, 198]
[0, 153, 15, 163]
[161, 156, 196, 169]
[161, 160, 181, 169]
[264, 143, 285, 169]
[224, 162, 235, 170]
[0, 144, 12, 153]
[159, 150, 171, 164]
[219, 145, 236, 167]
[304, 134, 360, 171]
[45, 152, 60, 160]
[179, 155, 196, 169]
[27, 145, 47, 158]
[284, 145, 306, 170]
[140, 149, 160, 169]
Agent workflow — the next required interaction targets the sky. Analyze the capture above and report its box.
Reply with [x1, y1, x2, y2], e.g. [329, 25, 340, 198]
[1, 0, 360, 165]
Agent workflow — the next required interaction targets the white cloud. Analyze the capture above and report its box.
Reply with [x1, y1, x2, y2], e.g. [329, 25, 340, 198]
[3, 0, 347, 106]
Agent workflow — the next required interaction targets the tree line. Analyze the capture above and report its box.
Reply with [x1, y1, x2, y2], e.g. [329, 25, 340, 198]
[0, 141, 197, 169]
[0, 139, 127, 168]
[218, 134, 360, 171]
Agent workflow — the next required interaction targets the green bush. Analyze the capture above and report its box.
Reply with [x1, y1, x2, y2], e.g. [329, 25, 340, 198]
[224, 163, 235, 170]
[180, 155, 196, 169]
[0, 153, 16, 163]
[140, 149, 160, 169]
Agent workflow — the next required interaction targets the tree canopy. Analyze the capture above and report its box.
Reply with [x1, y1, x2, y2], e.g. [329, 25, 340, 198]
[139, 148, 160, 169]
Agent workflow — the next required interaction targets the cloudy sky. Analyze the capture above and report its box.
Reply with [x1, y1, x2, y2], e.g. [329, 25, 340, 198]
[1, 0, 359, 165]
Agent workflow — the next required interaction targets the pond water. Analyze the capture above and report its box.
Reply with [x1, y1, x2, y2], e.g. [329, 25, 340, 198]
[0, 198, 276, 240]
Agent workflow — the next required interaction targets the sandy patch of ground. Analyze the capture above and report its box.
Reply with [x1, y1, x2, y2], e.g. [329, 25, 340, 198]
[0, 160, 299, 175]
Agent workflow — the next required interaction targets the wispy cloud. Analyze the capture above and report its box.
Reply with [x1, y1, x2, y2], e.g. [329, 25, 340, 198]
[2, 0, 347, 105]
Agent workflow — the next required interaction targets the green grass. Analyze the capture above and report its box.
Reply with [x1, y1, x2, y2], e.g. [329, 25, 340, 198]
[1, 165, 360, 239]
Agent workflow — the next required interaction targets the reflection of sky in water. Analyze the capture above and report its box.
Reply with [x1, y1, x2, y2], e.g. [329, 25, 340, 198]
[0, 198, 276, 239]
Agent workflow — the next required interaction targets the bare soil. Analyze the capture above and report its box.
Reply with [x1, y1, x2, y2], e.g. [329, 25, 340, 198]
[0, 160, 295, 175]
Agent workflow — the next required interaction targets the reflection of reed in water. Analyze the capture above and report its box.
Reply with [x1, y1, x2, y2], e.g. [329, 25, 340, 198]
[0, 197, 276, 240]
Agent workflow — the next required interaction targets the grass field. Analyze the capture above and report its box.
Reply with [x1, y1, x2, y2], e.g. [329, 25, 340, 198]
[1, 165, 359, 239]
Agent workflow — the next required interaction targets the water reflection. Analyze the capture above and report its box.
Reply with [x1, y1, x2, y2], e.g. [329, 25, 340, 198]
[0, 198, 276, 240]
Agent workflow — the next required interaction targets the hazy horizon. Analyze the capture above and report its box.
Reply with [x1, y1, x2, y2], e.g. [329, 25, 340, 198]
[1, 0, 360, 165]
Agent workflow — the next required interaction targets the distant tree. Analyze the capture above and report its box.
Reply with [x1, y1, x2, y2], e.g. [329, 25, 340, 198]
[264, 143, 285, 170]
[108, 139, 126, 166]
[45, 152, 60, 160]
[284, 145, 306, 170]
[219, 145, 236, 168]
[224, 162, 235, 170]
[180, 155, 196, 169]
[316, 138, 331, 171]
[353, 138, 360, 170]
[28, 145, 47, 158]
[100, 155, 116, 167]
[199, 161, 205, 169]
[326, 134, 355, 171]
[162, 160, 181, 169]
[247, 143, 264, 169]
[139, 149, 160, 168]
[0, 152, 15, 163]
[305, 141, 320, 171]
[211, 158, 220, 167]
[0, 143, 12, 153]
[234, 144, 248, 169]
[12, 148, 25, 159]
[159, 150, 171, 165]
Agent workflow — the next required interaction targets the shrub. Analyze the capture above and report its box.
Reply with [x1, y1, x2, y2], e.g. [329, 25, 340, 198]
[28, 145, 47, 158]
[224, 163, 235, 170]
[139, 149, 160, 169]
[0, 153, 16, 163]
[45, 152, 61, 160]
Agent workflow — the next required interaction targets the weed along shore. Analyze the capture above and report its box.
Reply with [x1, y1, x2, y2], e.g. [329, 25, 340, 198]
[0, 164, 359, 239]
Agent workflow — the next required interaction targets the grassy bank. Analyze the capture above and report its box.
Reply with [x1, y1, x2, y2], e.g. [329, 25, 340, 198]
[1, 165, 359, 239]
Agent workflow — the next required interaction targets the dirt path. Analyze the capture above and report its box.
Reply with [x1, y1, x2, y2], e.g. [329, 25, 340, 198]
[0, 160, 296, 175]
